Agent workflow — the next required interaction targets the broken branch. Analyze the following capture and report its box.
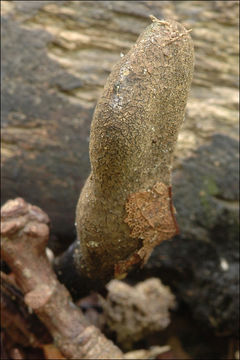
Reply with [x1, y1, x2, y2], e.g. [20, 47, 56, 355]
[1, 198, 123, 359]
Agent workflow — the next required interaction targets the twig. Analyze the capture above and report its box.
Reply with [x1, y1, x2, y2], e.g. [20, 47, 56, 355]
[149, 15, 170, 25]
[1, 198, 123, 359]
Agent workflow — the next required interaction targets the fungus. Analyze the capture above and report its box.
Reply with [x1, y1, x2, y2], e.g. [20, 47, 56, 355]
[75, 17, 194, 281]
[58, 17, 194, 290]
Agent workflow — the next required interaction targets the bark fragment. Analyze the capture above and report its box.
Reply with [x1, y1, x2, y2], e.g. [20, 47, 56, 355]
[124, 183, 178, 263]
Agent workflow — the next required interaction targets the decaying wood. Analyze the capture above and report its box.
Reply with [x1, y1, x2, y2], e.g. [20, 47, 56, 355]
[1, 198, 123, 359]
[101, 278, 176, 349]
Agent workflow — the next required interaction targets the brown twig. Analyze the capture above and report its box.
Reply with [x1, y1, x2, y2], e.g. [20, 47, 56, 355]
[1, 198, 123, 359]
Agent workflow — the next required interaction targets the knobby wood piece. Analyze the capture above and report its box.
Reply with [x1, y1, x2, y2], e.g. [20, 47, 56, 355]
[1, 198, 123, 359]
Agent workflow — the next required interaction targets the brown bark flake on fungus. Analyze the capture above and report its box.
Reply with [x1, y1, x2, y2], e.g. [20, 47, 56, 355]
[124, 182, 178, 266]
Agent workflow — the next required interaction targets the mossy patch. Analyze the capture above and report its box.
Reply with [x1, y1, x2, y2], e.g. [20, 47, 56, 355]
[199, 177, 220, 227]
[204, 177, 219, 196]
